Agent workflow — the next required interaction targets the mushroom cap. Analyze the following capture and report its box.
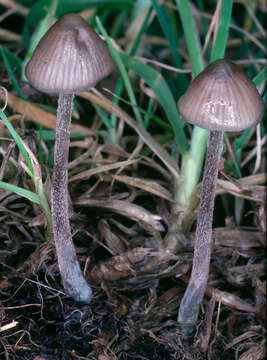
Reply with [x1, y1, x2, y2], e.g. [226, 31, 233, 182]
[178, 59, 265, 131]
[25, 13, 115, 94]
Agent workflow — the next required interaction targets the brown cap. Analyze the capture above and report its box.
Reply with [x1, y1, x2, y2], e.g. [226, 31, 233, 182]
[25, 13, 115, 94]
[178, 59, 264, 131]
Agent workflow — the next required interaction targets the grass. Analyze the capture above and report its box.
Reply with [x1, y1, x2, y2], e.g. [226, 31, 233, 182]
[0, 0, 266, 359]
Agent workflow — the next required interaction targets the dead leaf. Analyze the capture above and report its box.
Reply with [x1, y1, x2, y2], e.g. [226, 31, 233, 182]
[1, 91, 94, 134]
[113, 174, 172, 201]
[73, 198, 163, 232]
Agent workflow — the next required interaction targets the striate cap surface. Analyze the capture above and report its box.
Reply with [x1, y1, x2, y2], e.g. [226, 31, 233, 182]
[25, 13, 115, 94]
[178, 59, 265, 131]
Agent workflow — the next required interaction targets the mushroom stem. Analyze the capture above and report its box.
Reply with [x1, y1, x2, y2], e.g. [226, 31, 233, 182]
[178, 130, 223, 329]
[52, 93, 92, 303]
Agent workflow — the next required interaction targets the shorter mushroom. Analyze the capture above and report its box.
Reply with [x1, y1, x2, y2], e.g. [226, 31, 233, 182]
[177, 59, 264, 333]
[26, 13, 114, 303]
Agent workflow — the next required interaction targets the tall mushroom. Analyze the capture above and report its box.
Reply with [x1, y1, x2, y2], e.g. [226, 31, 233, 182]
[177, 59, 264, 332]
[26, 13, 114, 303]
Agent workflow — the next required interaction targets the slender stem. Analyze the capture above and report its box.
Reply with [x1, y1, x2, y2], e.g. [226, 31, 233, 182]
[164, 127, 209, 253]
[176, 126, 209, 234]
[178, 130, 223, 327]
[177, 127, 209, 209]
[52, 93, 92, 303]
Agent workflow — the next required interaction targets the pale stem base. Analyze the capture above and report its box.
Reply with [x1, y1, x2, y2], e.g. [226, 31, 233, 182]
[52, 93, 92, 303]
[178, 130, 223, 327]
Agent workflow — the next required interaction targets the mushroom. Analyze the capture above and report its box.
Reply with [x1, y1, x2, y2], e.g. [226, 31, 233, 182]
[177, 59, 264, 332]
[25, 13, 114, 303]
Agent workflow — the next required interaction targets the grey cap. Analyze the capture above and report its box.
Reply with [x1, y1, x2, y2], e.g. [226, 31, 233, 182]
[178, 59, 264, 131]
[25, 13, 115, 94]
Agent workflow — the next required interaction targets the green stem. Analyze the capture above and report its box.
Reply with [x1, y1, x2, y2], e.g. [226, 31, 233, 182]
[177, 127, 209, 210]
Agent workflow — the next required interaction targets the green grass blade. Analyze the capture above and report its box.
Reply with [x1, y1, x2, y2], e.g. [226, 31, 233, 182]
[109, 5, 153, 143]
[0, 47, 24, 99]
[151, 0, 181, 68]
[0, 48, 22, 73]
[0, 181, 40, 204]
[196, 0, 210, 58]
[111, 10, 129, 39]
[0, 109, 34, 177]
[144, 98, 155, 129]
[56, 0, 133, 15]
[119, 52, 188, 154]
[177, 127, 209, 208]
[129, 5, 153, 56]
[93, 103, 117, 144]
[211, 0, 233, 61]
[175, 0, 204, 76]
[96, 17, 144, 128]
[253, 67, 267, 87]
[151, 0, 188, 95]
[35, 130, 87, 141]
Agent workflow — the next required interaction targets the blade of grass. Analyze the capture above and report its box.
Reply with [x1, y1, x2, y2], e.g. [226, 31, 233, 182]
[56, 0, 133, 15]
[253, 66, 267, 87]
[177, 128, 209, 210]
[78, 91, 180, 180]
[20, 137, 52, 232]
[129, 5, 153, 56]
[35, 130, 87, 141]
[175, 0, 204, 77]
[151, 0, 188, 96]
[93, 103, 117, 144]
[144, 98, 155, 129]
[0, 48, 22, 73]
[0, 181, 40, 204]
[151, 0, 182, 69]
[211, 0, 233, 61]
[111, 9, 129, 39]
[109, 78, 124, 144]
[196, 0, 211, 58]
[109, 5, 153, 144]
[0, 47, 25, 99]
[0, 108, 34, 177]
[174, 0, 208, 212]
[102, 90, 170, 128]
[91, 7, 111, 28]
[96, 17, 144, 128]
[119, 52, 188, 154]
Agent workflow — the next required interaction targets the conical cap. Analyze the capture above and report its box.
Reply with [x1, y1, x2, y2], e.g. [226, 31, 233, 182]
[25, 13, 115, 94]
[178, 59, 264, 131]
